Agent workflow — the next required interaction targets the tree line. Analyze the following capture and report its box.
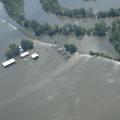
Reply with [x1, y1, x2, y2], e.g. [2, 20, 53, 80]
[22, 19, 108, 37]
[40, 0, 120, 19]
[97, 8, 120, 18]
[89, 51, 120, 62]
[109, 19, 120, 55]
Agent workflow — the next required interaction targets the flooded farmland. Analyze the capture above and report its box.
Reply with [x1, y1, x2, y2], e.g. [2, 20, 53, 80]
[0, 0, 120, 120]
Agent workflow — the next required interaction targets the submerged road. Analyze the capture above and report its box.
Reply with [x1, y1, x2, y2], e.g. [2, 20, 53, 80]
[0, 17, 57, 47]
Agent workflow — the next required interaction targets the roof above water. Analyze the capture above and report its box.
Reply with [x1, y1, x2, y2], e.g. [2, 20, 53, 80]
[2, 58, 15, 67]
[20, 51, 29, 58]
[31, 53, 39, 59]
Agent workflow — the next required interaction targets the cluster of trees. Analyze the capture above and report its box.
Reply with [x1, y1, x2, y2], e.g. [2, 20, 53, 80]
[16, 17, 108, 37]
[58, 8, 95, 18]
[40, 0, 61, 14]
[93, 22, 107, 36]
[5, 39, 33, 59]
[5, 44, 20, 59]
[64, 44, 77, 54]
[40, 0, 95, 18]
[18, 19, 108, 37]
[109, 19, 120, 55]
[21, 39, 33, 51]
[21, 20, 86, 37]
[97, 8, 120, 18]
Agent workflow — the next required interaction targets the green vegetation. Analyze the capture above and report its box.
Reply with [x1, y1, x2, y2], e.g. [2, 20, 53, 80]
[109, 19, 120, 55]
[21, 20, 86, 37]
[5, 44, 20, 59]
[21, 39, 33, 51]
[64, 44, 77, 54]
[93, 22, 107, 36]
[97, 8, 120, 18]
[89, 51, 120, 62]
[89, 51, 113, 59]
[5, 40, 33, 59]
[21, 20, 109, 37]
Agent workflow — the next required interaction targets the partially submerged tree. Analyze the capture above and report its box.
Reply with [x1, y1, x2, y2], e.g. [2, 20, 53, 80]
[5, 43, 20, 59]
[21, 39, 33, 51]
[93, 22, 107, 36]
[64, 44, 77, 54]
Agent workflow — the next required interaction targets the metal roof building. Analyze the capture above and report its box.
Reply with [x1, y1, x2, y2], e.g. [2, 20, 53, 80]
[2, 58, 16, 67]
[20, 51, 29, 58]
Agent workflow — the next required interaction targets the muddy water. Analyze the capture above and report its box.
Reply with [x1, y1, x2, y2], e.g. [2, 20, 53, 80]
[24, 0, 120, 26]
[0, 0, 120, 120]
[59, 0, 120, 10]
[0, 54, 120, 120]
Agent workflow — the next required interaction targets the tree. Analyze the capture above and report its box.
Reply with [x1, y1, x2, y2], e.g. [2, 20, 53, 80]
[5, 49, 14, 59]
[30, 20, 40, 31]
[23, 20, 30, 28]
[93, 22, 107, 36]
[5, 43, 20, 59]
[21, 39, 33, 51]
[64, 44, 77, 54]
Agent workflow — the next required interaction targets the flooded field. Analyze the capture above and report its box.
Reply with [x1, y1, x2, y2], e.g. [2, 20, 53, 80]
[0, 53, 120, 120]
[0, 0, 120, 120]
